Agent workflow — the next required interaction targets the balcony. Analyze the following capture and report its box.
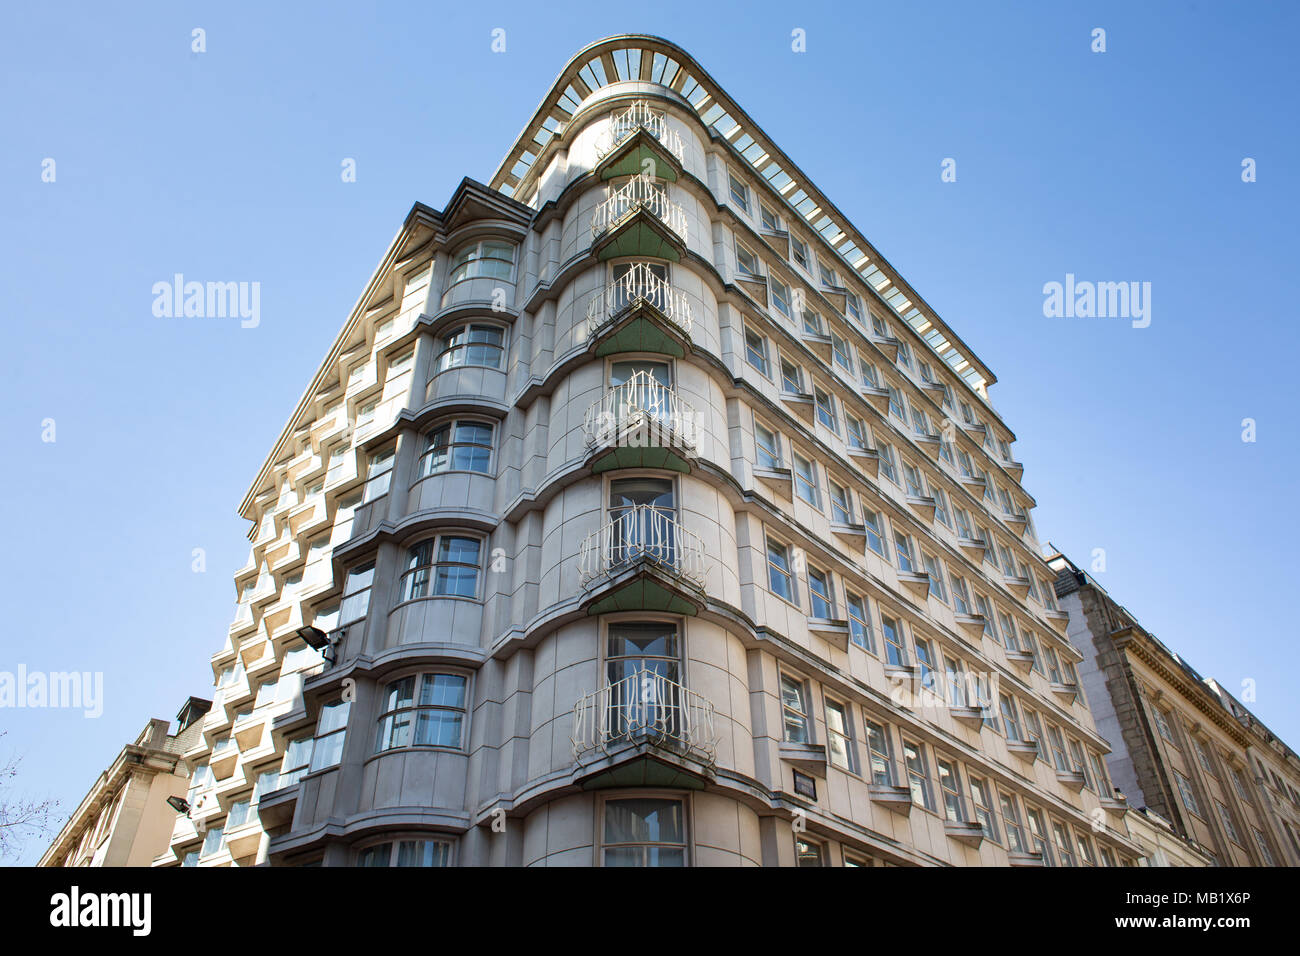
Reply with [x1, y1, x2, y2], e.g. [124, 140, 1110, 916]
[590, 173, 687, 261]
[578, 505, 708, 591]
[582, 373, 699, 471]
[571, 667, 718, 769]
[597, 99, 687, 169]
[586, 263, 693, 345]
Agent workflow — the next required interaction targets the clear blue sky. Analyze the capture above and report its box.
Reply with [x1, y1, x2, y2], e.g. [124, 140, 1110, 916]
[3, 1, 1297, 864]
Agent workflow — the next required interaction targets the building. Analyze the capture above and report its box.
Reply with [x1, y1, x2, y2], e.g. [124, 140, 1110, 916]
[158, 34, 1145, 867]
[1049, 551, 1298, 866]
[38, 697, 209, 868]
[1123, 806, 1214, 867]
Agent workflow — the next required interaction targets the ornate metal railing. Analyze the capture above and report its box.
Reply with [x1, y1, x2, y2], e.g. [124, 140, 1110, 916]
[586, 262, 693, 337]
[577, 504, 707, 587]
[582, 371, 698, 451]
[571, 667, 718, 766]
[596, 99, 687, 167]
[590, 172, 687, 243]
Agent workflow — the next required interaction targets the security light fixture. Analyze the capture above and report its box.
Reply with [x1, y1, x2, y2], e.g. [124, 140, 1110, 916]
[166, 796, 190, 815]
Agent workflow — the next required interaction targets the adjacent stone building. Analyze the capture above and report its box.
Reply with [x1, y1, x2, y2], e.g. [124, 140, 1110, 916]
[1049, 551, 1298, 866]
[157, 35, 1146, 867]
[38, 697, 209, 867]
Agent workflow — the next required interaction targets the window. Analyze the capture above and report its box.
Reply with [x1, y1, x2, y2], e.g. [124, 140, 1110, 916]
[447, 238, 515, 286]
[999, 695, 1022, 741]
[1027, 808, 1053, 865]
[895, 339, 913, 369]
[278, 736, 313, 789]
[818, 258, 838, 287]
[1230, 767, 1253, 804]
[1192, 738, 1216, 776]
[1152, 706, 1176, 744]
[845, 292, 863, 322]
[728, 169, 750, 212]
[602, 797, 688, 867]
[1053, 821, 1076, 867]
[308, 699, 351, 772]
[814, 387, 837, 431]
[769, 275, 792, 318]
[375, 673, 468, 751]
[767, 538, 796, 602]
[893, 532, 916, 573]
[781, 673, 810, 744]
[828, 480, 853, 524]
[339, 562, 375, 624]
[903, 462, 926, 499]
[877, 443, 898, 485]
[969, 777, 998, 842]
[419, 421, 493, 476]
[1046, 724, 1071, 773]
[903, 739, 933, 810]
[200, 825, 225, 859]
[1069, 739, 1092, 789]
[807, 566, 834, 618]
[735, 241, 760, 277]
[950, 574, 972, 615]
[437, 323, 504, 370]
[1252, 829, 1276, 866]
[357, 839, 454, 867]
[791, 235, 811, 271]
[1099, 846, 1117, 867]
[1076, 832, 1098, 866]
[760, 203, 780, 231]
[780, 357, 804, 394]
[922, 553, 947, 603]
[793, 453, 820, 506]
[1174, 770, 1201, 816]
[944, 656, 967, 707]
[932, 487, 951, 527]
[361, 448, 395, 502]
[937, 759, 964, 823]
[754, 421, 782, 470]
[886, 384, 906, 420]
[825, 699, 856, 772]
[846, 414, 868, 450]
[999, 792, 1027, 853]
[795, 837, 824, 867]
[908, 402, 930, 437]
[1216, 802, 1241, 844]
[744, 327, 770, 376]
[846, 592, 874, 652]
[1089, 751, 1111, 796]
[865, 720, 894, 786]
[864, 510, 888, 558]
[915, 638, 938, 696]
[830, 330, 853, 372]
[881, 614, 907, 667]
[401, 535, 482, 600]
[858, 352, 880, 388]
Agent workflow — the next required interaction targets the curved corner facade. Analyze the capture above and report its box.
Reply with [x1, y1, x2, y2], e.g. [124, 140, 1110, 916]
[160, 36, 1146, 867]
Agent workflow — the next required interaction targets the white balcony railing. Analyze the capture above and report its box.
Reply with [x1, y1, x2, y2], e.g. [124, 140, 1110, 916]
[590, 172, 687, 244]
[597, 99, 687, 167]
[578, 504, 708, 588]
[571, 667, 718, 766]
[586, 262, 694, 337]
[582, 371, 699, 451]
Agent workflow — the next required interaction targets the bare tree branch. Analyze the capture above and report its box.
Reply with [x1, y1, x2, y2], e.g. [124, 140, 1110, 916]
[0, 732, 60, 861]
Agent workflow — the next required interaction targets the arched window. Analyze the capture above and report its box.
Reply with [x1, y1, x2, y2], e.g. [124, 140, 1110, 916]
[448, 240, 516, 285]
[418, 420, 493, 477]
[401, 535, 482, 601]
[436, 324, 505, 371]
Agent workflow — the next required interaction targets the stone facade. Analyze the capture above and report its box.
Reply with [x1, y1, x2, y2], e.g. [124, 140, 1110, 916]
[157, 35, 1146, 867]
[39, 698, 209, 867]
[1050, 551, 1298, 866]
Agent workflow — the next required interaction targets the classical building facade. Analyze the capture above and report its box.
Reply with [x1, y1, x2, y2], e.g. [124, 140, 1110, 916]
[159, 35, 1145, 867]
[39, 697, 209, 867]
[1049, 551, 1298, 866]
